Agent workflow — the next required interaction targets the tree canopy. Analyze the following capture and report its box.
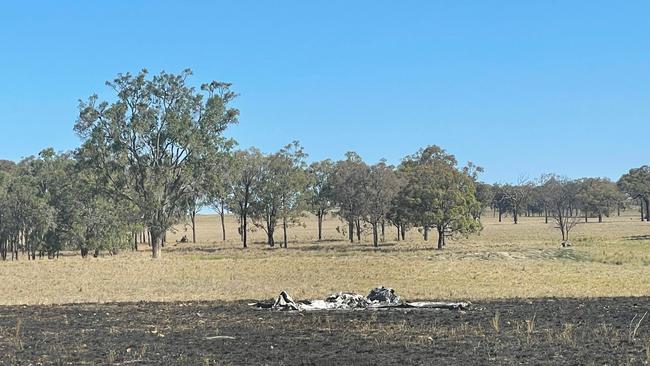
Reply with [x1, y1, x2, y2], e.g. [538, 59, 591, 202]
[74, 69, 238, 258]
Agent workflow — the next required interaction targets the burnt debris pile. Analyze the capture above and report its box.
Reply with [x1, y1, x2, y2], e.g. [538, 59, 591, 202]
[252, 286, 470, 312]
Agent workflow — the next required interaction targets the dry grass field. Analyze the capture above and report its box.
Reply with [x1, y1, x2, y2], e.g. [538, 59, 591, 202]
[1, 211, 649, 305]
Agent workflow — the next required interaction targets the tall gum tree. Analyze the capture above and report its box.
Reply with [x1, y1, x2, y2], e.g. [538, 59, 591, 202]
[307, 159, 334, 241]
[74, 69, 238, 258]
[250, 142, 308, 248]
[401, 146, 482, 249]
[542, 176, 581, 243]
[618, 166, 650, 222]
[331, 152, 367, 243]
[228, 149, 264, 248]
[361, 160, 402, 247]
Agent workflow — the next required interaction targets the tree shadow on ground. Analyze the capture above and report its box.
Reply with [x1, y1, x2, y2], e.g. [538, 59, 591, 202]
[162, 241, 443, 255]
[624, 235, 650, 241]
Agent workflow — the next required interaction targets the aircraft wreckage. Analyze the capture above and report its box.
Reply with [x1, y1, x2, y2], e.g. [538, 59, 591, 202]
[251, 286, 471, 312]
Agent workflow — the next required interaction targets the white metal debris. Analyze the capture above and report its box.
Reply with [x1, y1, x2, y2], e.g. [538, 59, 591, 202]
[252, 286, 470, 312]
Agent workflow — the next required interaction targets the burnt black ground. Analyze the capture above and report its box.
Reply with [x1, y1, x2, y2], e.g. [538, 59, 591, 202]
[0, 297, 649, 365]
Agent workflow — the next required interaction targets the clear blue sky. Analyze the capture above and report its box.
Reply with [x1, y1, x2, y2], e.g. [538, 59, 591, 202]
[0, 1, 648, 183]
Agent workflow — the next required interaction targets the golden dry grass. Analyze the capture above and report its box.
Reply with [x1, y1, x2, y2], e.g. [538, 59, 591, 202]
[0, 211, 649, 305]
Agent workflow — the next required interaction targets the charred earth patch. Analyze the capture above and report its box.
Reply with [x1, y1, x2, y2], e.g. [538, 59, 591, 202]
[0, 297, 649, 365]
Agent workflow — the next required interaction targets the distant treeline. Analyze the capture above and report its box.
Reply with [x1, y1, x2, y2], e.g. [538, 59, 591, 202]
[1, 69, 648, 260]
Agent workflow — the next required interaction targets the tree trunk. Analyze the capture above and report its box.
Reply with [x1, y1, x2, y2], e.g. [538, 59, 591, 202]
[423, 226, 429, 241]
[372, 223, 378, 247]
[317, 211, 323, 241]
[283, 218, 288, 248]
[348, 220, 354, 243]
[220, 206, 226, 242]
[356, 219, 361, 242]
[191, 209, 197, 243]
[513, 209, 518, 224]
[400, 225, 406, 241]
[584, 211, 588, 223]
[598, 214, 603, 223]
[639, 200, 645, 221]
[242, 211, 248, 248]
[498, 208, 502, 222]
[645, 197, 650, 222]
[381, 220, 385, 242]
[545, 208, 548, 224]
[239, 212, 244, 241]
[437, 228, 444, 250]
[267, 225, 275, 247]
[151, 230, 163, 259]
[395, 224, 400, 241]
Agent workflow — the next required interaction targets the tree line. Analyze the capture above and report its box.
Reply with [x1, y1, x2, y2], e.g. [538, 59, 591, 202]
[1, 69, 648, 260]
[479, 172, 649, 242]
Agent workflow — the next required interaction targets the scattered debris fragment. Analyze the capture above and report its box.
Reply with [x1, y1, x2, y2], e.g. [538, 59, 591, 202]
[252, 286, 470, 312]
[367, 286, 402, 306]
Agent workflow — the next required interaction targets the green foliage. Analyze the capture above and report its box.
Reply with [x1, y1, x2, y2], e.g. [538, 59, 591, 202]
[306, 159, 335, 241]
[400, 146, 482, 249]
[250, 142, 309, 247]
[576, 178, 624, 221]
[227, 148, 264, 248]
[474, 182, 495, 218]
[361, 161, 402, 246]
[618, 166, 650, 200]
[331, 152, 368, 242]
[618, 166, 650, 221]
[74, 69, 238, 257]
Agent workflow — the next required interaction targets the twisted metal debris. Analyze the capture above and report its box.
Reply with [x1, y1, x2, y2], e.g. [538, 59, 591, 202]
[252, 286, 470, 311]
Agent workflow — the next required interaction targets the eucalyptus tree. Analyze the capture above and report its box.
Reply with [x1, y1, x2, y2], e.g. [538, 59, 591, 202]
[306, 159, 334, 241]
[526, 184, 547, 220]
[229, 148, 264, 248]
[4, 160, 55, 260]
[0, 166, 13, 260]
[67, 160, 138, 257]
[74, 69, 238, 258]
[205, 152, 235, 242]
[249, 154, 282, 247]
[275, 142, 309, 248]
[474, 182, 494, 219]
[576, 178, 623, 223]
[542, 176, 581, 243]
[183, 166, 207, 244]
[331, 152, 368, 243]
[250, 142, 308, 248]
[184, 139, 236, 243]
[618, 166, 650, 222]
[12, 149, 69, 259]
[491, 184, 511, 222]
[361, 160, 402, 247]
[386, 187, 410, 242]
[501, 180, 533, 224]
[400, 146, 482, 249]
